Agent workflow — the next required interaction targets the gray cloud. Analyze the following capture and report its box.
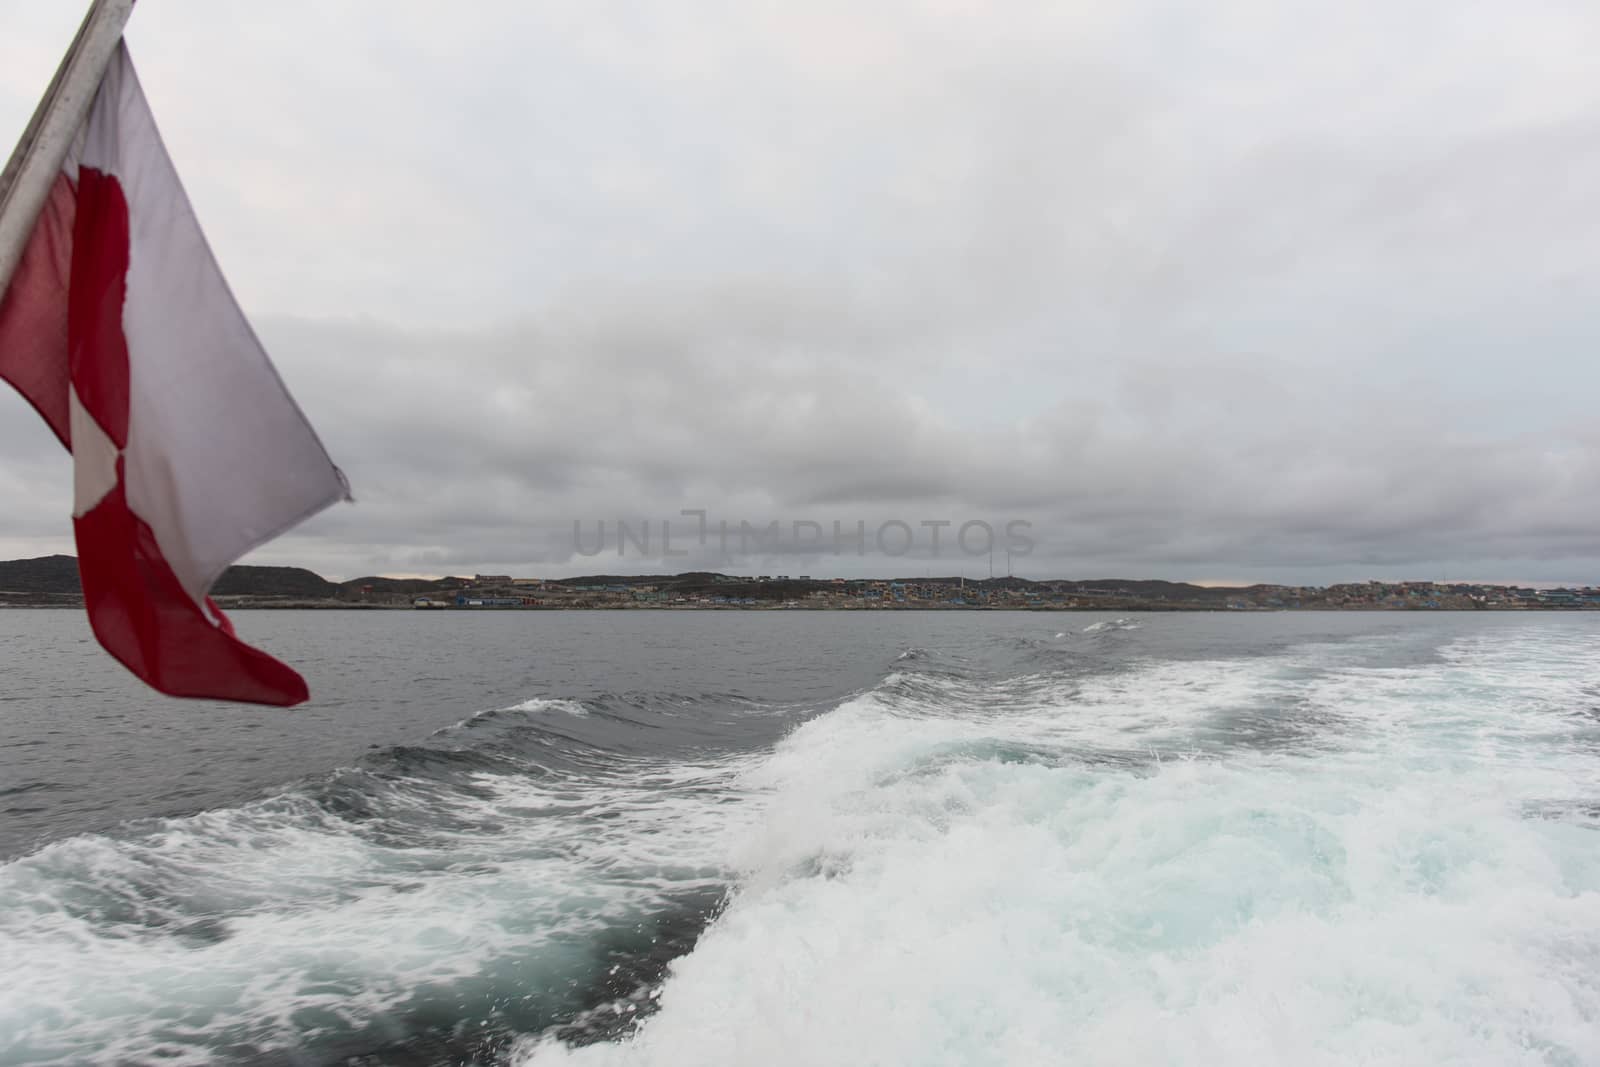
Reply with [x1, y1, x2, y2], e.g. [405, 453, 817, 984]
[2, 0, 1600, 584]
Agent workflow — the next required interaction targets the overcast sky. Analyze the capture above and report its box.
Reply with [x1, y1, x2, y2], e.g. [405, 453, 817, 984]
[4, 0, 1600, 584]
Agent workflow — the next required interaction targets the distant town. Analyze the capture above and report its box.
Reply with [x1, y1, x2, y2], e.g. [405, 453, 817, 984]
[379, 574, 1600, 611]
[1, 555, 1598, 611]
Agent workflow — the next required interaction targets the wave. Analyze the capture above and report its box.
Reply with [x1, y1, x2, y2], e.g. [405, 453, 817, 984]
[516, 627, 1600, 1066]
[0, 691, 768, 1066]
[10, 628, 1600, 1066]
[1082, 617, 1141, 634]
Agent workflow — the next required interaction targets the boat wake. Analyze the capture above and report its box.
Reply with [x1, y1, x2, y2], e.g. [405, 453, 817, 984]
[5, 626, 1600, 1066]
[517, 628, 1600, 1067]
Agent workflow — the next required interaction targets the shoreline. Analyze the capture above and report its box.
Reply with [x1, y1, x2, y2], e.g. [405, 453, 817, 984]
[2, 601, 1594, 613]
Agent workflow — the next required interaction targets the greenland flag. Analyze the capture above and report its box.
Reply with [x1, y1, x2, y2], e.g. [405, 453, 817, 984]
[0, 43, 348, 706]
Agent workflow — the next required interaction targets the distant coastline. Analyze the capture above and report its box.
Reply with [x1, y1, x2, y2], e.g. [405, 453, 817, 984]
[1, 555, 1596, 612]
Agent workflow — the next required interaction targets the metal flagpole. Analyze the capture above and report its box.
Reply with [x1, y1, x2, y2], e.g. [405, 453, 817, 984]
[0, 0, 137, 304]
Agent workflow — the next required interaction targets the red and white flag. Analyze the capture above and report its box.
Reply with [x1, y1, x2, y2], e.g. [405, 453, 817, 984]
[0, 39, 348, 706]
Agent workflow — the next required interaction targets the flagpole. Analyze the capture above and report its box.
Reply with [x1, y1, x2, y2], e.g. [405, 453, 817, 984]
[0, 0, 136, 304]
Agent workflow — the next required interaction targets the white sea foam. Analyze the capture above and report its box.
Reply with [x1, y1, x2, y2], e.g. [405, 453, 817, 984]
[442, 696, 594, 731]
[8, 627, 1600, 1066]
[509, 697, 591, 716]
[518, 626, 1600, 1066]
[0, 750, 754, 1065]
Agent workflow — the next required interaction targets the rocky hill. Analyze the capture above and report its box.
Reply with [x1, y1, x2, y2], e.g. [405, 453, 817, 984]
[210, 565, 339, 599]
[0, 556, 482, 602]
[0, 555, 81, 594]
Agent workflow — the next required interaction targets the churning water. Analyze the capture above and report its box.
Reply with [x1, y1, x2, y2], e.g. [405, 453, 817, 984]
[2, 610, 1598, 1065]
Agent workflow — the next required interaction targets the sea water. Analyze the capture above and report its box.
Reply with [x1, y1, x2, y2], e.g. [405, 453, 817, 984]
[1, 611, 1597, 1064]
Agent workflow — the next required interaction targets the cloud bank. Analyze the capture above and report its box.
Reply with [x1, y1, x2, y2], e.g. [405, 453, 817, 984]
[2, 0, 1598, 582]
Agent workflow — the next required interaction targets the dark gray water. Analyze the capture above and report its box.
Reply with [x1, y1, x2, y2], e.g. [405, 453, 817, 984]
[0, 610, 917, 856]
[2, 610, 1599, 1066]
[1, 608, 1415, 857]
